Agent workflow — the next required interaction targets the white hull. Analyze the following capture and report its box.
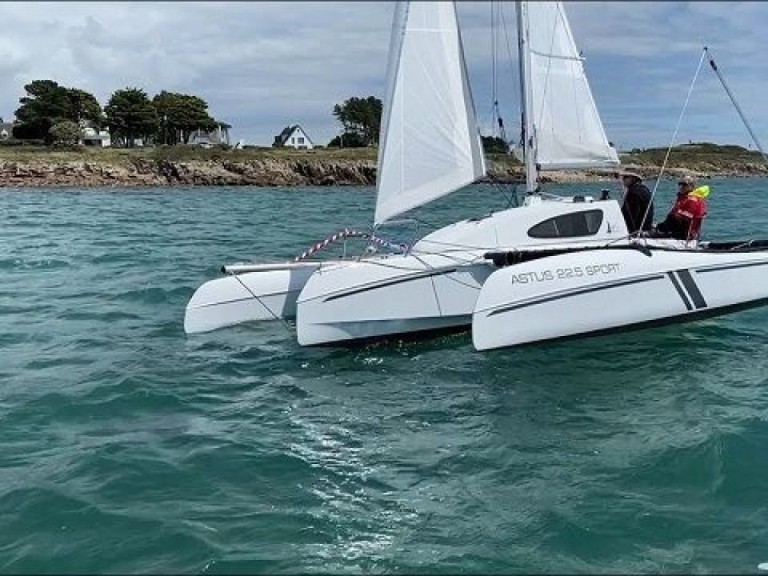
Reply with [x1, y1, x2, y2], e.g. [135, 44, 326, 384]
[186, 195, 633, 339]
[184, 262, 322, 334]
[472, 245, 768, 351]
[295, 196, 633, 345]
[296, 252, 493, 346]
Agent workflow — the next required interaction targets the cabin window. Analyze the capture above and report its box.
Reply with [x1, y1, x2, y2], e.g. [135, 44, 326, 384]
[527, 209, 603, 238]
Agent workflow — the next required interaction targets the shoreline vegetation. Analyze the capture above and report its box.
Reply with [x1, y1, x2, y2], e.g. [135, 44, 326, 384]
[1, 142, 766, 188]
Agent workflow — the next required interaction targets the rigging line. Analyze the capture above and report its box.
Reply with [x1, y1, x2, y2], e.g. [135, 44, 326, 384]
[504, 181, 521, 209]
[351, 254, 486, 293]
[705, 46, 768, 164]
[408, 248, 485, 267]
[411, 238, 500, 251]
[420, 258, 488, 292]
[359, 254, 479, 277]
[411, 243, 490, 268]
[232, 273, 294, 334]
[405, 252, 486, 292]
[426, 250, 486, 266]
[416, 237, 505, 252]
[429, 274, 445, 316]
[491, 0, 498, 133]
[493, 4, 514, 112]
[498, 3, 518, 103]
[359, 242, 488, 270]
[638, 47, 707, 233]
[489, 2, 511, 150]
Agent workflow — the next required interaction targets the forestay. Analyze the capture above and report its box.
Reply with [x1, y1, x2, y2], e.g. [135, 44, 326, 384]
[374, 1, 486, 226]
[523, 1, 619, 171]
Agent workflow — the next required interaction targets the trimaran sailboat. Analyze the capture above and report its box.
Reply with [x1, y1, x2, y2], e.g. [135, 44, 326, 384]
[185, 0, 635, 341]
[184, 1, 768, 350]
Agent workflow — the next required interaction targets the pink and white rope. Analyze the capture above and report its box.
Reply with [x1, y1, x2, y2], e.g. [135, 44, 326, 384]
[293, 228, 408, 261]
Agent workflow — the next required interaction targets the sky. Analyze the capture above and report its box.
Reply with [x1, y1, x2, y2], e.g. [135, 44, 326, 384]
[1, 1, 767, 150]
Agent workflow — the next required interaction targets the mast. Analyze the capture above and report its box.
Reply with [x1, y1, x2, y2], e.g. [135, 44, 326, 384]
[515, 0, 538, 193]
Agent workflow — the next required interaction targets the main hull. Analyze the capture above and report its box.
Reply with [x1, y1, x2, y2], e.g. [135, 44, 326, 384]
[472, 245, 768, 351]
[296, 252, 494, 346]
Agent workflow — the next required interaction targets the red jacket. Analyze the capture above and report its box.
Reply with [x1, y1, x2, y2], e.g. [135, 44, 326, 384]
[657, 194, 708, 240]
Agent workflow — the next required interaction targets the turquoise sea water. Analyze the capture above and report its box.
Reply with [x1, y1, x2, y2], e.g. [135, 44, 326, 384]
[1, 179, 768, 574]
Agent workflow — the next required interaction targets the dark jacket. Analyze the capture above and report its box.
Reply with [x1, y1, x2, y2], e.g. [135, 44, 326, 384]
[621, 181, 653, 233]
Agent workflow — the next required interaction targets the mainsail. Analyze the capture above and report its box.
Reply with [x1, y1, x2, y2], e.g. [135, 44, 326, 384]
[521, 1, 619, 171]
[374, 1, 486, 226]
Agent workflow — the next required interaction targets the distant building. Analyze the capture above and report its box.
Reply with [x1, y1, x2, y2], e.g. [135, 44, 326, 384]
[273, 124, 314, 149]
[0, 119, 15, 140]
[189, 124, 231, 147]
[79, 120, 111, 147]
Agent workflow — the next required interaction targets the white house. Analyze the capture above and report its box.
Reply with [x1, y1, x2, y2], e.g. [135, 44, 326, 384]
[189, 124, 231, 148]
[0, 119, 14, 140]
[80, 120, 111, 148]
[273, 124, 314, 149]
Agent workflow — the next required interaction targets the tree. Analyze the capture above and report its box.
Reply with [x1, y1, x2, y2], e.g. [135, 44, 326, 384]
[481, 135, 509, 154]
[332, 96, 382, 147]
[152, 91, 218, 145]
[105, 88, 158, 147]
[66, 88, 104, 128]
[14, 80, 72, 143]
[13, 81, 104, 144]
[327, 132, 367, 148]
[49, 120, 82, 147]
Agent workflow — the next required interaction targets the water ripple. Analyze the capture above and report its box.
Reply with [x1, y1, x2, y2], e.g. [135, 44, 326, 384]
[1, 183, 768, 572]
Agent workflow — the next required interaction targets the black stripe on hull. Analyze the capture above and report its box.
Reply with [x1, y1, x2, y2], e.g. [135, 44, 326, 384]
[695, 259, 768, 274]
[193, 288, 303, 310]
[667, 272, 693, 311]
[676, 269, 707, 309]
[323, 268, 459, 303]
[487, 274, 665, 317]
[496, 297, 768, 351]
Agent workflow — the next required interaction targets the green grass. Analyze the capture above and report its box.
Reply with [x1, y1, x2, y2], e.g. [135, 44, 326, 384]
[0, 144, 379, 164]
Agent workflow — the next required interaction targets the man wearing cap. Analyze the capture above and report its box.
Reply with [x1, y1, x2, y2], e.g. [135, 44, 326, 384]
[618, 171, 653, 234]
[655, 175, 708, 240]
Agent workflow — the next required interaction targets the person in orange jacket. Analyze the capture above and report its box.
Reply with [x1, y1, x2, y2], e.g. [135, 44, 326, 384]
[655, 175, 708, 240]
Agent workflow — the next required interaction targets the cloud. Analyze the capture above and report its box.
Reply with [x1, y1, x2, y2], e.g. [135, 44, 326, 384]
[0, 2, 394, 143]
[1, 1, 766, 149]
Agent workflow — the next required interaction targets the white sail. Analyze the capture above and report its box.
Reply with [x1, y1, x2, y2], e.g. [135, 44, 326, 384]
[523, 1, 619, 171]
[374, 1, 486, 226]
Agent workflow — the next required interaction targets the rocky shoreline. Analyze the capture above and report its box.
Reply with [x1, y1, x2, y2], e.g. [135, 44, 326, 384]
[1, 155, 767, 188]
[0, 158, 377, 188]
